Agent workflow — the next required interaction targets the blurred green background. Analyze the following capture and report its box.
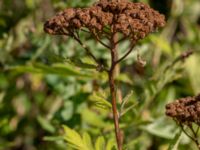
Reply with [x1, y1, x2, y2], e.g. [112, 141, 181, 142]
[0, 0, 200, 150]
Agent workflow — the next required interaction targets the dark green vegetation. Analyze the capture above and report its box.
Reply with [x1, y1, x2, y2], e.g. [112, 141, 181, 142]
[0, 0, 200, 150]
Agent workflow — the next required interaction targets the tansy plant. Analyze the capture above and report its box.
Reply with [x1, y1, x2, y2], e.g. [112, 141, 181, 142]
[44, 0, 165, 150]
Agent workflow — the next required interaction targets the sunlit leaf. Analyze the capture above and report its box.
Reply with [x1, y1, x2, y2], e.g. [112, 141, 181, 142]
[89, 92, 112, 110]
[95, 136, 105, 150]
[63, 125, 90, 150]
[83, 132, 94, 150]
[149, 35, 172, 55]
[106, 138, 116, 150]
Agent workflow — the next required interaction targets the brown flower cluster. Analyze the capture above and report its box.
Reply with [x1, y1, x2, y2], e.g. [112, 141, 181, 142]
[44, 0, 165, 41]
[166, 94, 200, 125]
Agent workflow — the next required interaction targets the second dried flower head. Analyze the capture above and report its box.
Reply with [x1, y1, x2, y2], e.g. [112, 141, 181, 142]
[166, 94, 200, 125]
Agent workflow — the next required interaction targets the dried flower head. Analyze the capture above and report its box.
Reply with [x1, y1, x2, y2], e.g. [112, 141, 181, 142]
[165, 94, 200, 125]
[44, 0, 165, 42]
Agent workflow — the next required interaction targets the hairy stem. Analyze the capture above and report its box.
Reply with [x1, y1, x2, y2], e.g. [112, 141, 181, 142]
[109, 33, 122, 150]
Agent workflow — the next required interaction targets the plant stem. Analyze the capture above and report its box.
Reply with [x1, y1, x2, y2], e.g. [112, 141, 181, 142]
[71, 33, 108, 72]
[180, 123, 200, 150]
[115, 43, 135, 64]
[188, 124, 200, 150]
[109, 33, 122, 150]
[109, 68, 122, 150]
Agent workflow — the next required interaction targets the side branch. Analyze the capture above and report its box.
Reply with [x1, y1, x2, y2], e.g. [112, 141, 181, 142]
[73, 34, 98, 62]
[71, 32, 108, 72]
[90, 30, 111, 49]
[116, 36, 127, 45]
[115, 43, 135, 65]
[81, 28, 111, 49]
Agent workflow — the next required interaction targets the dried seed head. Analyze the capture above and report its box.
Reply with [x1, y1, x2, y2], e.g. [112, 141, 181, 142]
[44, 0, 165, 42]
[165, 94, 200, 125]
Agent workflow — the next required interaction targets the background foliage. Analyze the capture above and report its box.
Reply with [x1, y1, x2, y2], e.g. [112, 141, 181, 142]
[0, 0, 200, 150]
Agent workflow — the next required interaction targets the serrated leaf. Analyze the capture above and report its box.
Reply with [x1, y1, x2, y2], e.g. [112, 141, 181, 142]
[106, 138, 116, 150]
[89, 92, 112, 110]
[63, 125, 90, 150]
[83, 132, 94, 150]
[95, 136, 105, 150]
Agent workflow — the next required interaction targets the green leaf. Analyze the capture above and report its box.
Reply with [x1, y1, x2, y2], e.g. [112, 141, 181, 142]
[49, 55, 68, 64]
[185, 55, 200, 94]
[37, 116, 55, 133]
[60, 101, 74, 121]
[168, 130, 182, 150]
[120, 90, 138, 117]
[6, 62, 92, 78]
[6, 65, 42, 74]
[95, 136, 105, 150]
[63, 125, 90, 150]
[89, 92, 112, 110]
[120, 103, 138, 117]
[25, 0, 36, 9]
[70, 58, 97, 69]
[34, 63, 88, 77]
[82, 109, 107, 128]
[106, 138, 116, 150]
[116, 74, 133, 85]
[150, 35, 172, 55]
[140, 117, 176, 139]
[31, 36, 50, 61]
[62, 126, 114, 150]
[120, 90, 133, 112]
[43, 136, 63, 142]
[83, 132, 94, 150]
